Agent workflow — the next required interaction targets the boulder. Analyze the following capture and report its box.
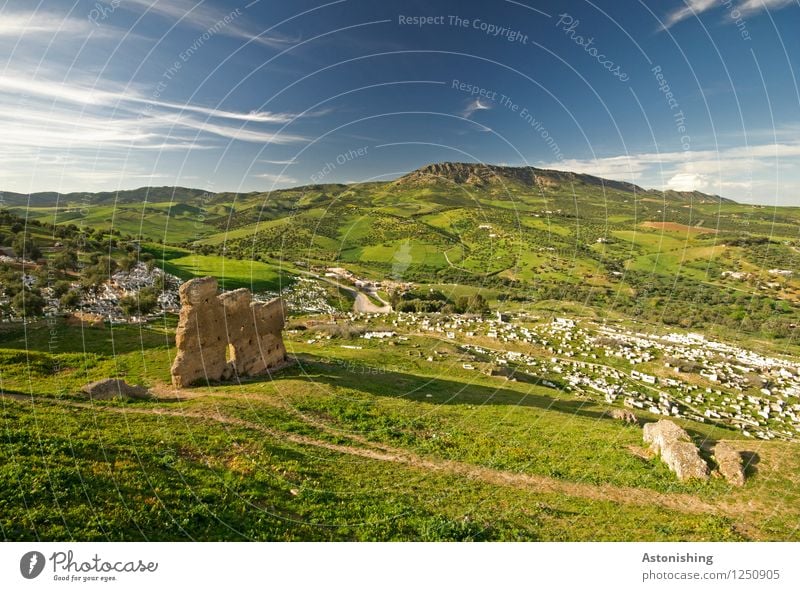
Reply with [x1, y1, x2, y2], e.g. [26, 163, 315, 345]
[714, 442, 746, 486]
[643, 419, 709, 481]
[81, 378, 150, 400]
[608, 408, 639, 425]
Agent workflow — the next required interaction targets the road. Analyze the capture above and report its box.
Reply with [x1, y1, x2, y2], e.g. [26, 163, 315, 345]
[300, 270, 391, 314]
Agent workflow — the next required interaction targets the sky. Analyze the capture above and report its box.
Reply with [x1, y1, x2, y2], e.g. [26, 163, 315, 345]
[0, 0, 799, 204]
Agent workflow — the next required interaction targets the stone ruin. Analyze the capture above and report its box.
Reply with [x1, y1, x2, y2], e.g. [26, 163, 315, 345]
[641, 419, 747, 485]
[170, 276, 288, 387]
[643, 419, 709, 481]
[713, 441, 746, 487]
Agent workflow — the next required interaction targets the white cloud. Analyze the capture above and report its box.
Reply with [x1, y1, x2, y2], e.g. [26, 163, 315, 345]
[662, 0, 796, 29]
[539, 142, 800, 204]
[255, 172, 298, 185]
[0, 12, 101, 37]
[663, 0, 718, 29]
[460, 98, 492, 119]
[258, 158, 298, 165]
[118, 0, 295, 48]
[737, 0, 796, 17]
[666, 173, 709, 191]
[0, 72, 307, 150]
[0, 73, 296, 124]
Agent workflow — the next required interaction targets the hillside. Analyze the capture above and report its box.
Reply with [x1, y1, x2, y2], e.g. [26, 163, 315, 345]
[6, 162, 800, 338]
[2, 163, 800, 542]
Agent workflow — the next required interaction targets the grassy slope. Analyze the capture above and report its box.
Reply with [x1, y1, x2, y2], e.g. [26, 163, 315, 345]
[0, 320, 798, 541]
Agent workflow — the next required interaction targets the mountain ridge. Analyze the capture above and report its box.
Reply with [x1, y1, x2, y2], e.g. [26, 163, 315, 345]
[1, 162, 736, 205]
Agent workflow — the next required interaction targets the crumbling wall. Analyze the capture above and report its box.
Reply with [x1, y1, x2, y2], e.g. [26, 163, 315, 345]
[171, 277, 287, 387]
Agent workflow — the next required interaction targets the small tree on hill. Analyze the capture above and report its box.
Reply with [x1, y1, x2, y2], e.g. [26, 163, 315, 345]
[12, 288, 45, 318]
[12, 234, 41, 260]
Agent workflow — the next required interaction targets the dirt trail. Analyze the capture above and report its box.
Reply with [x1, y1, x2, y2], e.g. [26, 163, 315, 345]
[2, 391, 725, 519]
[353, 292, 392, 314]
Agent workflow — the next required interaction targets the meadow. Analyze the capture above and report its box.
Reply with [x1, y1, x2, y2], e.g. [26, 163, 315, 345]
[3, 163, 800, 541]
[1, 318, 799, 541]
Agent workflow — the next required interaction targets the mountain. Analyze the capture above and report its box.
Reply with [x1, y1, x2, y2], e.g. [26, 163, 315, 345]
[2, 162, 734, 207]
[391, 162, 734, 204]
[0, 186, 230, 207]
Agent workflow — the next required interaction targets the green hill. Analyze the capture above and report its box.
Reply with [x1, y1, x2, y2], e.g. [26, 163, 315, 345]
[2, 162, 800, 541]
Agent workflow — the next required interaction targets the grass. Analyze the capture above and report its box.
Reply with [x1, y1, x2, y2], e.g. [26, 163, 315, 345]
[5, 172, 800, 541]
[0, 319, 797, 541]
[156, 254, 293, 292]
[1, 395, 749, 541]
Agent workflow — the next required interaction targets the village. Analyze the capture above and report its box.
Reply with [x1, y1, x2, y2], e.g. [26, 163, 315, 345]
[2, 251, 800, 443]
[380, 311, 800, 441]
[292, 288, 800, 442]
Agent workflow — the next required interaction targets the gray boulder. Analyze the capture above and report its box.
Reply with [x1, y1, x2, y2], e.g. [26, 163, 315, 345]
[643, 419, 709, 481]
[81, 379, 150, 401]
[714, 442, 746, 486]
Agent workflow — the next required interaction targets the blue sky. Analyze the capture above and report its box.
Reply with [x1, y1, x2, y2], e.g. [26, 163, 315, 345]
[1, 0, 799, 204]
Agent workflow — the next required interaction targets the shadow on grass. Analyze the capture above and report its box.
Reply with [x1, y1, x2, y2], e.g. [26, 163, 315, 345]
[741, 451, 760, 479]
[0, 319, 174, 356]
[260, 353, 609, 421]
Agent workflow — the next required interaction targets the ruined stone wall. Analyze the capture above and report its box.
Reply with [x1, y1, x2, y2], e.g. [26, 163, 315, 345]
[171, 277, 287, 387]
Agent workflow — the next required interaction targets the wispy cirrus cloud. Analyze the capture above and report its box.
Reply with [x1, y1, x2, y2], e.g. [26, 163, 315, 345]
[736, 0, 796, 16]
[117, 0, 297, 48]
[0, 68, 309, 192]
[0, 12, 104, 37]
[0, 72, 308, 147]
[662, 0, 718, 29]
[255, 172, 298, 186]
[258, 158, 298, 165]
[662, 0, 796, 29]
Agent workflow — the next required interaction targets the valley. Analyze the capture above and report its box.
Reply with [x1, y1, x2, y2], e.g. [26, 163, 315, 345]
[1, 162, 799, 541]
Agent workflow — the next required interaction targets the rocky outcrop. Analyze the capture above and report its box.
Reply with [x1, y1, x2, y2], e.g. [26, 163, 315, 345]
[713, 442, 746, 486]
[81, 378, 150, 400]
[643, 420, 709, 481]
[394, 162, 538, 187]
[170, 277, 287, 387]
[608, 408, 639, 425]
[392, 162, 647, 194]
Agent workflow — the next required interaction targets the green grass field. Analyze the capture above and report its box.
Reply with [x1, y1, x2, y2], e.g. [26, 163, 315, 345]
[1, 319, 798, 541]
[4, 164, 800, 542]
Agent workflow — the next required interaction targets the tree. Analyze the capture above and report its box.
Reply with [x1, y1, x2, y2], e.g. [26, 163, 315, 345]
[119, 255, 136, 273]
[12, 234, 41, 260]
[60, 290, 81, 309]
[119, 287, 159, 318]
[118, 295, 139, 317]
[137, 287, 159, 315]
[12, 288, 45, 318]
[468, 293, 490, 315]
[52, 250, 78, 272]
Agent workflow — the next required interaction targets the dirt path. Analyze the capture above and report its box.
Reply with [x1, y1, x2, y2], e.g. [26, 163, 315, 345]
[301, 271, 391, 314]
[353, 292, 391, 314]
[2, 391, 725, 519]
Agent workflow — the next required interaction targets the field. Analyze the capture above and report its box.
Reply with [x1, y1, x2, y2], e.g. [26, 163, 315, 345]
[2, 319, 799, 541]
[141, 243, 293, 292]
